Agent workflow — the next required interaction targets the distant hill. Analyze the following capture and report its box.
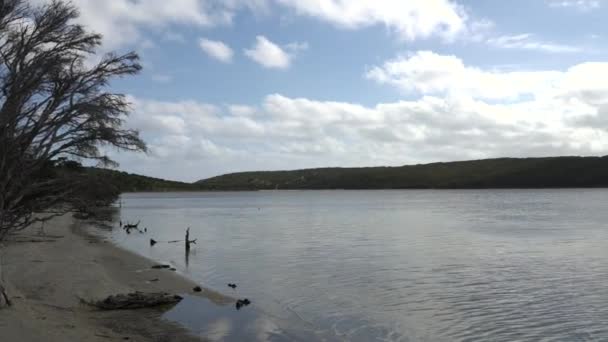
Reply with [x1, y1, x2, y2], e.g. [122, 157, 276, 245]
[195, 156, 608, 190]
[86, 168, 196, 192]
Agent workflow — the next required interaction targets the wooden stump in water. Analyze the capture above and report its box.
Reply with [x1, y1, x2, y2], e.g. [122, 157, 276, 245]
[185, 228, 190, 252]
[185, 228, 196, 252]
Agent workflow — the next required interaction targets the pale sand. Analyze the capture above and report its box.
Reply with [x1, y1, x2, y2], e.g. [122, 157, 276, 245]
[0, 214, 233, 341]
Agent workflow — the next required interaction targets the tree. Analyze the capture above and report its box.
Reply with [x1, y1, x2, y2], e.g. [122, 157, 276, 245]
[0, 0, 146, 241]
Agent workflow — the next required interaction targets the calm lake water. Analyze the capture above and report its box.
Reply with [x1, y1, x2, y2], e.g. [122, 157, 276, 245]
[107, 190, 608, 341]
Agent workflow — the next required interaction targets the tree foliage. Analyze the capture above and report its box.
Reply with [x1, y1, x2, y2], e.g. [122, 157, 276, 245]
[86, 168, 194, 193]
[0, 0, 146, 240]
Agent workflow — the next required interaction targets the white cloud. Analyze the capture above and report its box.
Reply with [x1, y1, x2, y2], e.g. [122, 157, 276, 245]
[30, 0, 238, 49]
[366, 51, 566, 100]
[229, 105, 257, 116]
[547, 0, 601, 11]
[74, 0, 236, 49]
[199, 38, 234, 63]
[465, 19, 495, 43]
[245, 36, 304, 69]
[487, 34, 581, 53]
[454, 17, 582, 53]
[117, 55, 608, 180]
[28, 0, 472, 52]
[31, 0, 475, 50]
[285, 41, 309, 52]
[274, 0, 467, 41]
[366, 51, 608, 128]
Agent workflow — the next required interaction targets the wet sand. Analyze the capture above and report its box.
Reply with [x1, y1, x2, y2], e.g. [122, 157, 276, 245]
[0, 214, 232, 342]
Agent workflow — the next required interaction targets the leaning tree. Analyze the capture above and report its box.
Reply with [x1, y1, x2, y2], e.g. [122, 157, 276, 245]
[0, 0, 146, 241]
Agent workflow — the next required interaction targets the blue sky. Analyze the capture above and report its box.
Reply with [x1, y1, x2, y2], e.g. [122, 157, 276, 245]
[119, 0, 607, 106]
[44, 0, 608, 181]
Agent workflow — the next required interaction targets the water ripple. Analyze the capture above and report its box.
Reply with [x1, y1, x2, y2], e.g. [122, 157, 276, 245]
[110, 190, 608, 341]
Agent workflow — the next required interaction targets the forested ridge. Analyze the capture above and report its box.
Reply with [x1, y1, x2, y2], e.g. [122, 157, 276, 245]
[194, 156, 608, 190]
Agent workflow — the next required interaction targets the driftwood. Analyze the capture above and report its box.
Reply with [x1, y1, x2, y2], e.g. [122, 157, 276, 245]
[0, 283, 10, 308]
[151, 264, 171, 269]
[88, 292, 182, 310]
[123, 220, 145, 234]
[0, 254, 9, 308]
[10, 238, 57, 243]
[123, 220, 140, 229]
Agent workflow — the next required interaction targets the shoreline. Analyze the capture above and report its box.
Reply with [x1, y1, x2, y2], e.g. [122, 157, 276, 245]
[122, 187, 608, 194]
[0, 214, 232, 341]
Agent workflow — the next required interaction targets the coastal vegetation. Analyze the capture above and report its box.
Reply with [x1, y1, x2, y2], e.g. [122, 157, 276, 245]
[195, 156, 608, 190]
[76, 155, 608, 193]
[0, 0, 145, 241]
[52, 155, 608, 193]
[86, 167, 193, 193]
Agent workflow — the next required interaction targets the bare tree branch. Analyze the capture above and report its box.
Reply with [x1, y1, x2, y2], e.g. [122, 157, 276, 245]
[0, 0, 146, 239]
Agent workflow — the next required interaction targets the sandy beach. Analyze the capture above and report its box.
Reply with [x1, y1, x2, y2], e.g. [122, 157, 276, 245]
[0, 214, 232, 342]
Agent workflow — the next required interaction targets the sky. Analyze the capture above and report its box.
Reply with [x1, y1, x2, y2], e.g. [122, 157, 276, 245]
[39, 0, 608, 181]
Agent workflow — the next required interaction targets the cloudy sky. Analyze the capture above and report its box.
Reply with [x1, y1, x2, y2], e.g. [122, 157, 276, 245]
[51, 0, 608, 181]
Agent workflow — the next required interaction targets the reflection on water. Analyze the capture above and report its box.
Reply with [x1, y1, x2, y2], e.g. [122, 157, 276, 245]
[185, 248, 190, 268]
[164, 295, 320, 341]
[107, 190, 608, 341]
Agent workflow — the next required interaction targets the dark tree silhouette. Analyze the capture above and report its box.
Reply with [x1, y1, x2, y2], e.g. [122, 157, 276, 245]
[0, 0, 146, 241]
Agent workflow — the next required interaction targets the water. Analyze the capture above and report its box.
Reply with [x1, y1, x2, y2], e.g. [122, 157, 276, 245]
[107, 190, 608, 341]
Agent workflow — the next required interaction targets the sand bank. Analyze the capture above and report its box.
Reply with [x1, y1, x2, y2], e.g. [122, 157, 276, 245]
[0, 214, 231, 342]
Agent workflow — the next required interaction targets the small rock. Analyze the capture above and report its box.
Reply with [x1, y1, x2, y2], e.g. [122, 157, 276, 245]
[170, 268, 176, 271]
[235, 298, 251, 310]
[193, 286, 202, 292]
